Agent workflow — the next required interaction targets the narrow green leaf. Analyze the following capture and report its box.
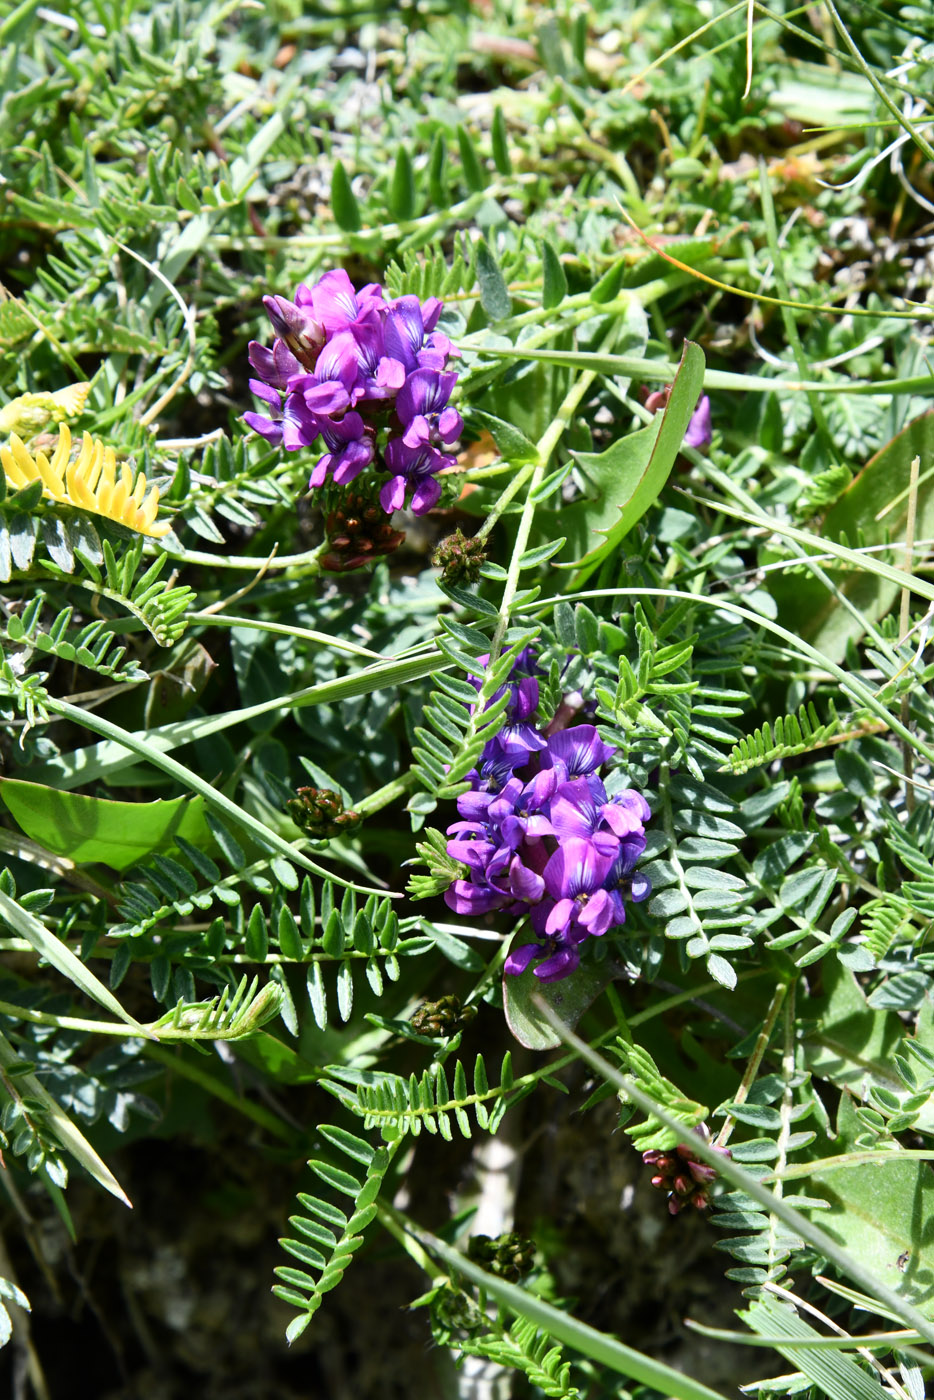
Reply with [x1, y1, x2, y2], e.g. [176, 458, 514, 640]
[491, 106, 512, 175]
[0, 1028, 131, 1205]
[0, 889, 149, 1038]
[428, 130, 448, 208]
[475, 239, 511, 322]
[541, 240, 567, 310]
[388, 147, 416, 221]
[456, 125, 485, 192]
[331, 161, 362, 232]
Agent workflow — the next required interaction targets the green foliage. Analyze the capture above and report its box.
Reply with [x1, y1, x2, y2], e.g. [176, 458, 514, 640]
[725, 701, 842, 775]
[2, 0, 934, 1394]
[616, 1043, 707, 1151]
[274, 1127, 394, 1342]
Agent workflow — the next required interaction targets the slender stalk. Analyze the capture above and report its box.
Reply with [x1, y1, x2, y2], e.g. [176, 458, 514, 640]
[899, 454, 921, 813]
[715, 979, 788, 1149]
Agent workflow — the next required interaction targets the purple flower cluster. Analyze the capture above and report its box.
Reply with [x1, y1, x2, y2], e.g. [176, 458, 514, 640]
[444, 656, 652, 983]
[245, 270, 461, 516]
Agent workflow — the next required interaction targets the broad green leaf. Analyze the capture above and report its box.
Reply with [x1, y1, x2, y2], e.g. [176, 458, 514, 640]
[798, 1096, 934, 1320]
[770, 410, 934, 662]
[503, 955, 612, 1050]
[802, 954, 934, 1132]
[0, 779, 212, 872]
[560, 339, 706, 577]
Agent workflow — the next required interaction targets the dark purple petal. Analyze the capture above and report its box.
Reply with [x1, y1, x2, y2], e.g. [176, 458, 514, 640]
[543, 838, 613, 902]
[396, 369, 458, 428]
[380, 476, 407, 513]
[534, 946, 580, 982]
[684, 395, 712, 450]
[411, 475, 443, 515]
[577, 888, 613, 934]
[542, 725, 616, 780]
[421, 297, 443, 333]
[310, 269, 381, 333]
[508, 858, 545, 903]
[381, 296, 426, 372]
[248, 379, 282, 409]
[504, 942, 539, 976]
[631, 872, 652, 902]
[444, 881, 509, 916]
[437, 405, 462, 442]
[242, 411, 283, 445]
[545, 897, 575, 936]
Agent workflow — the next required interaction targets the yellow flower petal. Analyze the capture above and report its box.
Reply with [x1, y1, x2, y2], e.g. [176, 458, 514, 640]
[2, 422, 171, 537]
[1, 443, 30, 488]
[35, 448, 68, 502]
[50, 424, 72, 479]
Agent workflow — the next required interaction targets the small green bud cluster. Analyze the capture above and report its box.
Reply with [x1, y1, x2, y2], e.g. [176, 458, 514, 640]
[287, 786, 362, 838]
[410, 994, 477, 1037]
[432, 528, 486, 586]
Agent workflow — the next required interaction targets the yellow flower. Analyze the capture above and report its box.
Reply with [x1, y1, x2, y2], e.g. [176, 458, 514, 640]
[0, 382, 91, 439]
[1, 425, 170, 539]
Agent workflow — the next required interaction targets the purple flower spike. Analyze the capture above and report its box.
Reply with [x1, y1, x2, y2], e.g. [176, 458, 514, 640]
[245, 268, 460, 523]
[684, 395, 712, 450]
[440, 655, 653, 988]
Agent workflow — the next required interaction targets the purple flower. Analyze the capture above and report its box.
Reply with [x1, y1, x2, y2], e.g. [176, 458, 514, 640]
[245, 269, 461, 526]
[684, 395, 712, 451]
[548, 776, 624, 858]
[260, 296, 326, 370]
[308, 413, 374, 489]
[488, 769, 557, 849]
[304, 270, 384, 335]
[248, 338, 302, 389]
[601, 835, 651, 926]
[541, 725, 617, 781]
[539, 838, 616, 939]
[381, 439, 452, 515]
[379, 295, 450, 382]
[504, 939, 580, 983]
[243, 381, 319, 450]
[398, 369, 462, 450]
